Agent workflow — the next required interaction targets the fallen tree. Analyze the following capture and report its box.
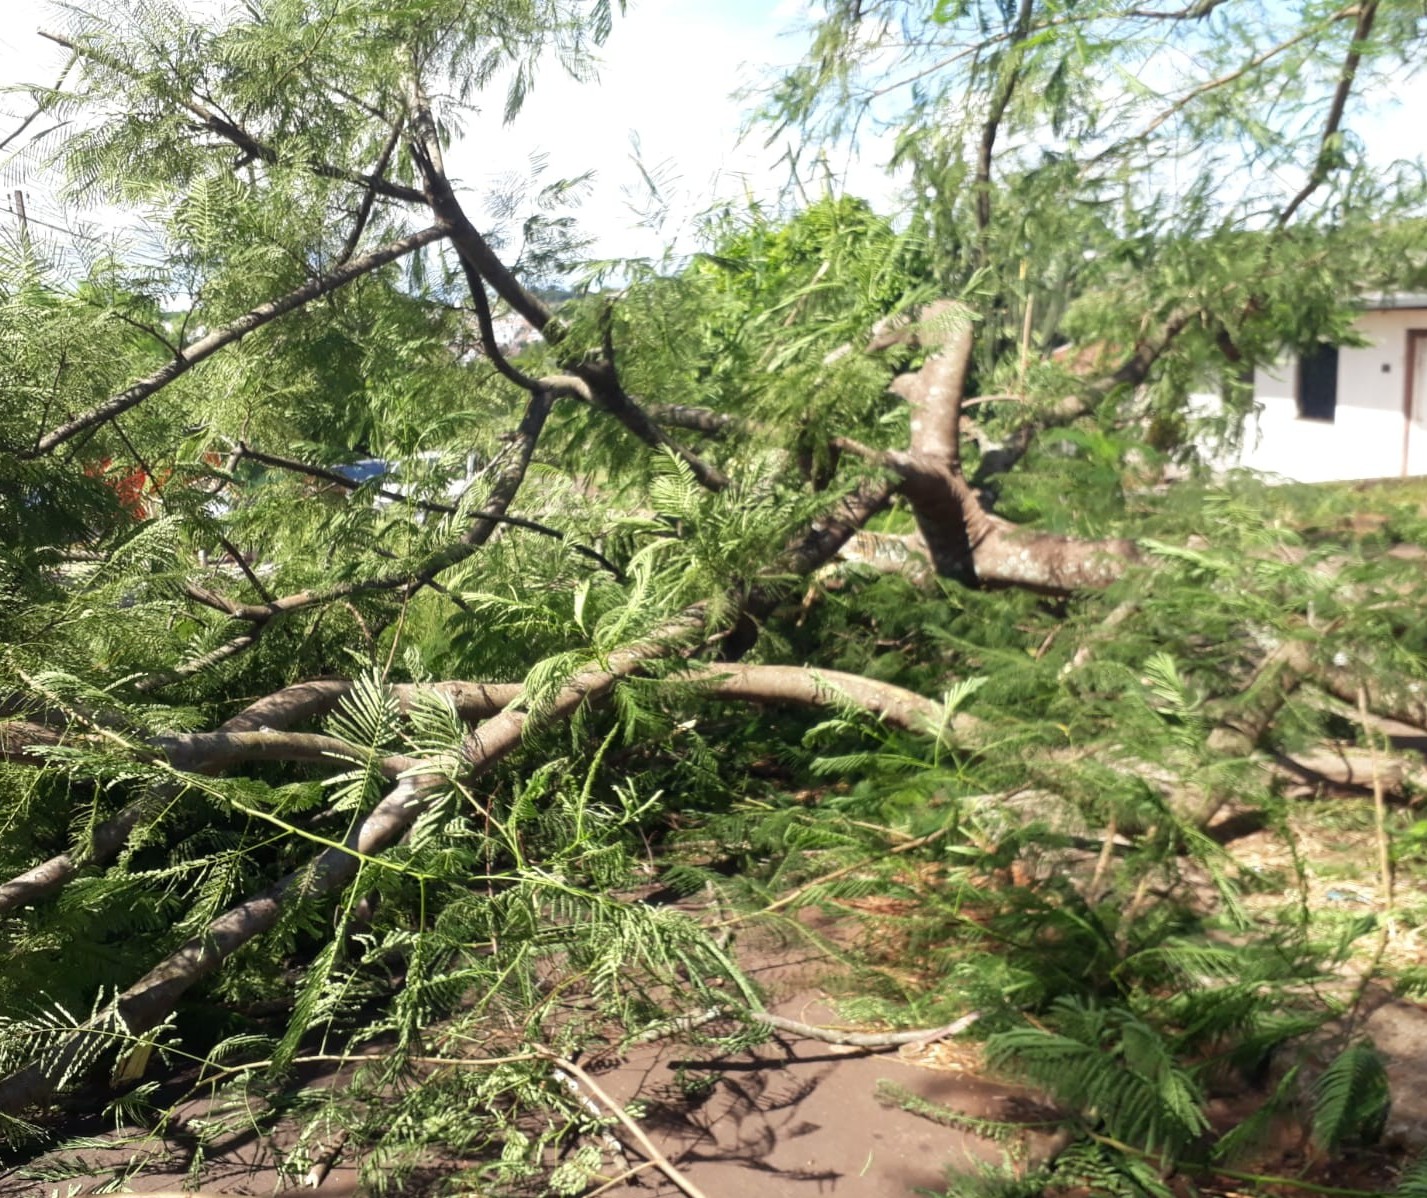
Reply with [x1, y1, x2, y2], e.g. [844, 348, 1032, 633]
[2, 0, 1426, 1192]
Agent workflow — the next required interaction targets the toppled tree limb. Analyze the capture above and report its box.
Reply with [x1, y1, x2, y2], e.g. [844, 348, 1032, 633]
[1313, 666, 1427, 737]
[0, 799, 146, 916]
[220, 679, 526, 733]
[150, 730, 416, 775]
[563, 361, 733, 493]
[882, 301, 991, 581]
[1183, 637, 1316, 826]
[221, 664, 954, 739]
[1275, 745, 1427, 796]
[0, 663, 955, 920]
[0, 731, 416, 916]
[0, 615, 706, 1116]
[870, 301, 1142, 593]
[971, 309, 1197, 484]
[672, 663, 950, 736]
[725, 475, 898, 659]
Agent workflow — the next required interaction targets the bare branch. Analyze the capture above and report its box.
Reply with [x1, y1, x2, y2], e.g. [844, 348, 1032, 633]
[752, 1010, 981, 1048]
[1277, 0, 1380, 226]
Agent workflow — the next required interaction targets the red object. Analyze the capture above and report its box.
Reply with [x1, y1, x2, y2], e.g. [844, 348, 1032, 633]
[85, 451, 226, 520]
[84, 456, 153, 519]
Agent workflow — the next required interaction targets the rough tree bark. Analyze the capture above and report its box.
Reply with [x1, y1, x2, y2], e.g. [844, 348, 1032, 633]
[853, 301, 1143, 593]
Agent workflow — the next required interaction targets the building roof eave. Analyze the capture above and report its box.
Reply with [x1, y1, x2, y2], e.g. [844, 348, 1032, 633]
[1358, 292, 1427, 311]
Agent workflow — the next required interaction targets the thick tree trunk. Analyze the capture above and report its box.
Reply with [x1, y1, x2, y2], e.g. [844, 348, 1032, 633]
[868, 300, 1142, 594]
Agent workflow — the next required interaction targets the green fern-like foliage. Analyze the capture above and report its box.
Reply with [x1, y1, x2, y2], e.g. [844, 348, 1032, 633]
[1313, 1040, 1391, 1154]
[1394, 1155, 1427, 1198]
[986, 998, 1209, 1159]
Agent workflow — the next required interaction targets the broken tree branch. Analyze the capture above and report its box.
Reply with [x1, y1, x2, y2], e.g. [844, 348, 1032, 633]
[0, 615, 707, 1116]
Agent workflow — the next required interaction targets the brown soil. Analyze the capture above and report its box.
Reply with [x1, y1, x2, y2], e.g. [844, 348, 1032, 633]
[581, 998, 1065, 1198]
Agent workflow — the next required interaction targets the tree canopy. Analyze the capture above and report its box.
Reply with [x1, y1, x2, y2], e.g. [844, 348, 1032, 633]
[2, 0, 1427, 1194]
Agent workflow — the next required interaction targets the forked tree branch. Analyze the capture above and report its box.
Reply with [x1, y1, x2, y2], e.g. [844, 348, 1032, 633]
[404, 92, 731, 492]
[869, 301, 1146, 593]
[0, 661, 956, 916]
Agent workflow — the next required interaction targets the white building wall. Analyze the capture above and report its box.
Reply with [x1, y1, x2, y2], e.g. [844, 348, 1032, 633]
[1197, 307, 1427, 483]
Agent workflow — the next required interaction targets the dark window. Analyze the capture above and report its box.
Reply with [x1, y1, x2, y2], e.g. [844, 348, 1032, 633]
[1297, 343, 1339, 422]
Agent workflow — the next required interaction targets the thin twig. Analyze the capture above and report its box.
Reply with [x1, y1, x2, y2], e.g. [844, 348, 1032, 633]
[1344, 684, 1395, 1038]
[545, 1055, 712, 1198]
[752, 1009, 981, 1048]
[585, 1160, 658, 1197]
